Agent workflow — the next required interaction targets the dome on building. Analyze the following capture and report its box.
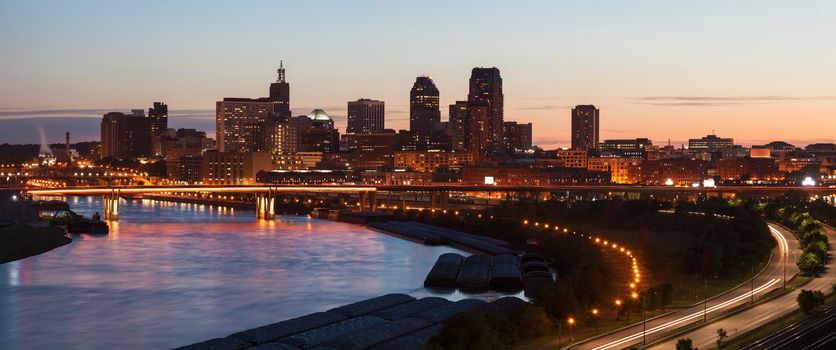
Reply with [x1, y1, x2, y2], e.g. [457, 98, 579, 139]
[307, 109, 332, 122]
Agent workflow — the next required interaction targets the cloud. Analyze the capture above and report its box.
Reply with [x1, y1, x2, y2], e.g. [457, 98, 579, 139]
[517, 104, 572, 111]
[636, 95, 836, 107]
[0, 108, 215, 120]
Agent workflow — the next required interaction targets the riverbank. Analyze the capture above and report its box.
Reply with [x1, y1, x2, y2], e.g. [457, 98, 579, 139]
[0, 223, 71, 264]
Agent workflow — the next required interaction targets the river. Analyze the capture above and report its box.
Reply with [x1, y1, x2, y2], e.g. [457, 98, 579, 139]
[0, 196, 518, 349]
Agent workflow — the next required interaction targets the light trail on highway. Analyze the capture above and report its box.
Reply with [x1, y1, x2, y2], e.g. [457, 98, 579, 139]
[591, 279, 781, 350]
[585, 224, 792, 350]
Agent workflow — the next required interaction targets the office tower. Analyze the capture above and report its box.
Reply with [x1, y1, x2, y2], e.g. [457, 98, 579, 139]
[571, 105, 599, 150]
[216, 67, 289, 152]
[201, 151, 272, 185]
[299, 109, 339, 153]
[449, 101, 468, 151]
[148, 102, 168, 138]
[347, 98, 385, 134]
[269, 61, 291, 119]
[688, 134, 734, 151]
[502, 121, 533, 152]
[100, 110, 153, 159]
[409, 76, 440, 135]
[466, 67, 504, 153]
[354, 130, 399, 170]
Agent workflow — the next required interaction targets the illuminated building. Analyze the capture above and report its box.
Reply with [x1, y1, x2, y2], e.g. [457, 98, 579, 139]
[587, 157, 642, 184]
[717, 158, 782, 181]
[274, 152, 324, 170]
[216, 98, 274, 152]
[571, 105, 599, 150]
[216, 66, 288, 152]
[268, 61, 291, 119]
[361, 170, 432, 185]
[448, 101, 468, 151]
[688, 134, 733, 151]
[461, 166, 610, 185]
[750, 147, 772, 158]
[100, 110, 153, 159]
[201, 151, 272, 185]
[635, 159, 709, 185]
[557, 149, 588, 168]
[599, 138, 652, 152]
[161, 129, 215, 180]
[466, 67, 504, 154]
[347, 98, 385, 134]
[354, 130, 399, 170]
[393, 151, 476, 172]
[502, 121, 533, 152]
[410, 76, 440, 136]
[256, 169, 356, 185]
[148, 102, 168, 156]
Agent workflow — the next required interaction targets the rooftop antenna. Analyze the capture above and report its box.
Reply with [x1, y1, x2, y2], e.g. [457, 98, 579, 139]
[277, 60, 286, 83]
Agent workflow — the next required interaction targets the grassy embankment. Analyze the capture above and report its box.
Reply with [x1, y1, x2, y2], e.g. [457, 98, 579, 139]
[0, 223, 71, 264]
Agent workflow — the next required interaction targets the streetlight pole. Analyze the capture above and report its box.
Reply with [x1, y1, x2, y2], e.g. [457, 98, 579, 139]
[568, 317, 575, 343]
[558, 322, 561, 348]
[703, 297, 707, 323]
[592, 308, 599, 333]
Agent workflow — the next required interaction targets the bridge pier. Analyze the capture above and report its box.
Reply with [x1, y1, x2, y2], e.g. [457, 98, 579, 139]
[255, 191, 275, 220]
[370, 191, 377, 212]
[440, 191, 449, 210]
[103, 190, 119, 221]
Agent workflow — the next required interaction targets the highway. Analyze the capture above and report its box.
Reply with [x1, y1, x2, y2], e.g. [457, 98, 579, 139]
[738, 305, 836, 350]
[569, 223, 799, 350]
[649, 224, 836, 350]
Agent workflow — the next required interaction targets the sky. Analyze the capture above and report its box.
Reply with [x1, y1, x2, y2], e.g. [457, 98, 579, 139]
[1, 0, 835, 148]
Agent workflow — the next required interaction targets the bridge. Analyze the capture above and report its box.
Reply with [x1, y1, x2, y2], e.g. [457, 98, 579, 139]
[23, 184, 836, 221]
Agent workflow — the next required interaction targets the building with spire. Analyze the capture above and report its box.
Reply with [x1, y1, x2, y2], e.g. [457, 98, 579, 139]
[216, 63, 290, 152]
[269, 61, 291, 119]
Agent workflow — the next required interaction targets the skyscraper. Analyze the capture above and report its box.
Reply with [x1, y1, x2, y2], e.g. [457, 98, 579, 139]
[100, 110, 153, 159]
[216, 67, 288, 152]
[448, 101, 468, 152]
[216, 98, 274, 152]
[148, 102, 168, 156]
[269, 61, 291, 119]
[409, 76, 440, 135]
[571, 105, 599, 150]
[148, 102, 168, 138]
[466, 67, 504, 154]
[502, 121, 533, 152]
[347, 98, 385, 134]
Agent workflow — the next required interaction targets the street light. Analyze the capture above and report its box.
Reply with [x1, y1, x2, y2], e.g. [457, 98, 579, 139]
[591, 308, 599, 333]
[615, 299, 622, 321]
[567, 317, 575, 343]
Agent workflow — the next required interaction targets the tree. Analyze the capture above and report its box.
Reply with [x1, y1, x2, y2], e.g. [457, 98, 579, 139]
[797, 289, 825, 314]
[517, 305, 552, 339]
[806, 241, 829, 262]
[797, 252, 823, 275]
[716, 328, 727, 349]
[676, 338, 696, 350]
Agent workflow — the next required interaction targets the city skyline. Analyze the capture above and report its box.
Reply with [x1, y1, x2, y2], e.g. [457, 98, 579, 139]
[2, 1, 836, 147]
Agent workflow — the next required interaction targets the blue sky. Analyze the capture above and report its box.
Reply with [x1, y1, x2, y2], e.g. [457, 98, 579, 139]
[1, 0, 835, 147]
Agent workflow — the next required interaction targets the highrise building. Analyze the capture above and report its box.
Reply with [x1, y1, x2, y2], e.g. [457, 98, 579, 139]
[448, 101, 468, 151]
[502, 121, 533, 152]
[571, 105, 599, 150]
[409, 76, 440, 135]
[216, 98, 274, 152]
[148, 102, 168, 138]
[269, 61, 291, 119]
[100, 110, 153, 159]
[299, 109, 339, 153]
[466, 67, 504, 154]
[216, 65, 290, 152]
[347, 98, 385, 134]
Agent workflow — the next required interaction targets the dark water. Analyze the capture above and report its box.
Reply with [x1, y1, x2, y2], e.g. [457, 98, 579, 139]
[0, 196, 520, 350]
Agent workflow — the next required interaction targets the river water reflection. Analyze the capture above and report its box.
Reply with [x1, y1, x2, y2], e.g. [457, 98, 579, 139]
[0, 197, 519, 349]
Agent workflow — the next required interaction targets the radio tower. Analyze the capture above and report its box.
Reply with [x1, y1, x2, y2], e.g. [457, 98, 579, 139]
[277, 60, 286, 83]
